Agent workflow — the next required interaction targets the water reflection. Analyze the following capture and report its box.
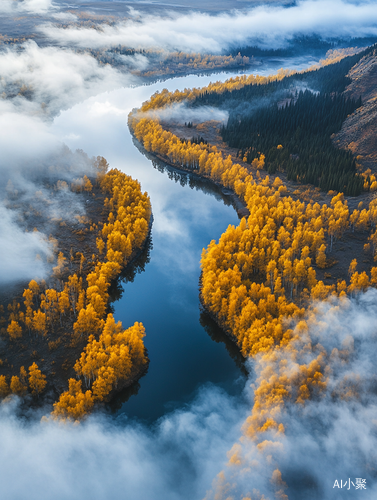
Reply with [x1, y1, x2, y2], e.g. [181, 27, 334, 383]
[103, 144, 247, 420]
[108, 379, 144, 414]
[108, 235, 153, 308]
[51, 63, 318, 422]
[199, 309, 248, 377]
[133, 137, 239, 212]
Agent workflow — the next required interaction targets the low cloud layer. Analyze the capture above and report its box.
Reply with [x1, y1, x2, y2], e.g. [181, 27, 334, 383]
[0, 113, 60, 169]
[206, 291, 377, 499]
[144, 102, 228, 124]
[0, 41, 135, 118]
[0, 113, 56, 284]
[0, 111, 96, 286]
[0, 386, 247, 500]
[0, 0, 53, 14]
[0, 38, 138, 286]
[0, 205, 52, 285]
[1, 293, 377, 498]
[41, 0, 377, 53]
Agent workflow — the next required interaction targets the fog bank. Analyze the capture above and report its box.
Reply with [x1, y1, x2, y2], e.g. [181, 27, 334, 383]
[41, 0, 377, 53]
[1, 292, 377, 498]
[0, 386, 247, 500]
[206, 291, 377, 499]
[0, 0, 53, 14]
[0, 112, 96, 286]
[0, 41, 133, 118]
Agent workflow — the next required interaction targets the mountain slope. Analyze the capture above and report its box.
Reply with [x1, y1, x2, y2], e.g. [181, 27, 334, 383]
[334, 50, 377, 170]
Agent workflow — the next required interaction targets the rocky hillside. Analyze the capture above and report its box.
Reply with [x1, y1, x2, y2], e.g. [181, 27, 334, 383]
[333, 49, 377, 171]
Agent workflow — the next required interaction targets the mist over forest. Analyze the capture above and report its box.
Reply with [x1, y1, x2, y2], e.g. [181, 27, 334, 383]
[1, 1, 377, 499]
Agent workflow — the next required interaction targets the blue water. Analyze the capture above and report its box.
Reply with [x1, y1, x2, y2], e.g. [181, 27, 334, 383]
[108, 163, 247, 420]
[51, 60, 317, 421]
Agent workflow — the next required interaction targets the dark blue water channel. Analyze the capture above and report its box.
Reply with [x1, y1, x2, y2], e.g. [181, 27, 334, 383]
[52, 59, 319, 421]
[52, 72, 251, 421]
[108, 161, 247, 421]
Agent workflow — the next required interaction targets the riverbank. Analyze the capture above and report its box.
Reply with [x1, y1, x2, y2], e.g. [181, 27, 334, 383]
[129, 130, 250, 219]
[128, 127, 250, 362]
[0, 168, 153, 414]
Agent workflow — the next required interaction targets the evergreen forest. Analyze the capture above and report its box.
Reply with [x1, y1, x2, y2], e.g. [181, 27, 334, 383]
[221, 90, 363, 195]
[191, 46, 377, 195]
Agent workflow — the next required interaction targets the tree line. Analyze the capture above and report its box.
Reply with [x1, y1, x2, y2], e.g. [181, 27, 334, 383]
[193, 45, 375, 108]
[0, 161, 151, 420]
[221, 90, 363, 195]
[128, 53, 377, 497]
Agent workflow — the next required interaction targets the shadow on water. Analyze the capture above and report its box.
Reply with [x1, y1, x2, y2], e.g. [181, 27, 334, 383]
[107, 377, 145, 414]
[132, 137, 243, 212]
[107, 308, 248, 416]
[107, 234, 153, 310]
[98, 236, 154, 413]
[105, 138, 248, 420]
[199, 308, 248, 377]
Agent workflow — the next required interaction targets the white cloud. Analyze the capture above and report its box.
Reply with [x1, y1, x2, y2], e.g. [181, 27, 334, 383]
[143, 102, 228, 124]
[41, 0, 377, 53]
[0, 205, 52, 285]
[0, 111, 96, 286]
[63, 133, 81, 141]
[0, 112, 60, 169]
[51, 11, 78, 22]
[0, 41, 133, 118]
[205, 291, 377, 499]
[0, 204, 51, 285]
[0, 385, 247, 500]
[0, 0, 53, 14]
[2, 292, 377, 498]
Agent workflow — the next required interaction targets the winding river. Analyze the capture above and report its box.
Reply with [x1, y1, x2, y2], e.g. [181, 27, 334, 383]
[51, 56, 319, 422]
